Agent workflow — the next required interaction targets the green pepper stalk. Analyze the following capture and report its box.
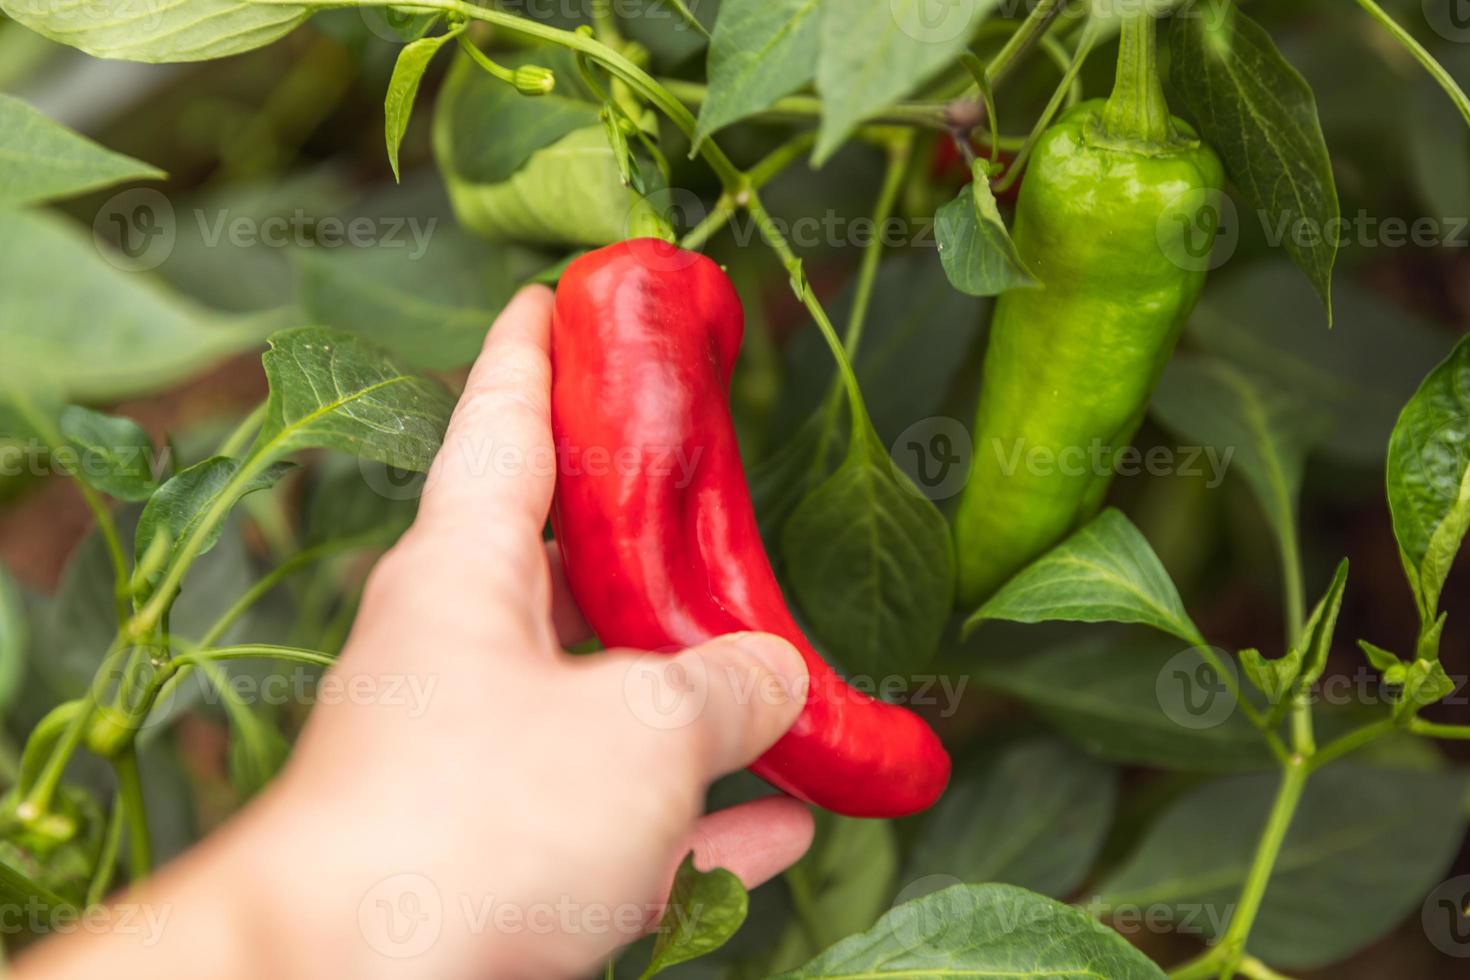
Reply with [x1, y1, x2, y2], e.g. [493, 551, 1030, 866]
[953, 9, 1224, 607]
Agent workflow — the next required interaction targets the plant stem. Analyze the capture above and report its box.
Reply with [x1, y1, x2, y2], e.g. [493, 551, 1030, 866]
[85, 796, 126, 906]
[113, 747, 151, 879]
[679, 131, 817, 251]
[658, 78, 948, 129]
[1098, 4, 1174, 146]
[1408, 717, 1470, 739]
[984, 0, 1065, 88]
[217, 402, 267, 458]
[18, 640, 127, 820]
[1309, 718, 1395, 771]
[1213, 758, 1309, 975]
[195, 526, 401, 651]
[170, 644, 337, 673]
[1237, 955, 1297, 980]
[842, 132, 912, 358]
[994, 16, 1099, 193]
[1355, 0, 1470, 129]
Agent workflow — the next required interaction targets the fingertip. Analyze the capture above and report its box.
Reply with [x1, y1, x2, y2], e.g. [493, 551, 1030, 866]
[722, 632, 808, 725]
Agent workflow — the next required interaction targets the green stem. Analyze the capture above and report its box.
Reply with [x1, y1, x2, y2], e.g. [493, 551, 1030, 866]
[85, 796, 126, 906]
[995, 16, 1099, 193]
[1355, 0, 1470, 130]
[842, 133, 912, 359]
[1214, 758, 1309, 974]
[1183, 628, 1285, 758]
[658, 78, 948, 129]
[216, 402, 267, 459]
[1167, 951, 1224, 980]
[679, 131, 817, 251]
[743, 195, 863, 413]
[195, 527, 400, 651]
[1098, 5, 1174, 146]
[170, 644, 337, 673]
[18, 640, 127, 820]
[1237, 955, 1296, 980]
[984, 0, 1065, 88]
[113, 747, 151, 879]
[1309, 718, 1395, 771]
[1407, 717, 1470, 740]
[1279, 533, 1305, 651]
[589, 0, 623, 47]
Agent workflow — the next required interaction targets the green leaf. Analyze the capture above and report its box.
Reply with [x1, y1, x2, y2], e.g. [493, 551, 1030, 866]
[0, 209, 272, 402]
[1187, 263, 1448, 467]
[434, 50, 636, 246]
[1356, 639, 1404, 677]
[1291, 558, 1348, 689]
[966, 508, 1200, 645]
[253, 328, 456, 472]
[435, 47, 602, 185]
[781, 429, 955, 678]
[693, 0, 820, 149]
[384, 27, 464, 182]
[934, 168, 1039, 295]
[776, 883, 1165, 980]
[134, 457, 294, 601]
[652, 0, 710, 40]
[294, 227, 545, 371]
[1239, 559, 1349, 707]
[58, 406, 158, 502]
[302, 452, 418, 549]
[1169, 7, 1339, 319]
[749, 407, 846, 545]
[1092, 764, 1467, 969]
[906, 738, 1117, 898]
[1395, 658, 1457, 720]
[814, 0, 994, 164]
[0, 565, 28, 716]
[642, 854, 747, 978]
[973, 640, 1273, 772]
[0, 0, 309, 62]
[1152, 354, 1325, 552]
[1385, 333, 1470, 622]
[0, 94, 163, 207]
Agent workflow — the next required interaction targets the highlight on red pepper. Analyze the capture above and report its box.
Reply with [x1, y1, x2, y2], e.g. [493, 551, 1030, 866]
[549, 239, 952, 818]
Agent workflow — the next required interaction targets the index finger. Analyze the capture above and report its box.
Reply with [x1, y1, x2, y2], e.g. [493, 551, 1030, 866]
[415, 285, 557, 562]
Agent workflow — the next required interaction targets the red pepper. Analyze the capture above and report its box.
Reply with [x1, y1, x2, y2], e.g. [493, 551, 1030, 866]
[550, 240, 951, 818]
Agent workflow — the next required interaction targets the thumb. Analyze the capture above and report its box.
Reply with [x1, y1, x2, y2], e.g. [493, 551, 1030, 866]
[613, 632, 808, 782]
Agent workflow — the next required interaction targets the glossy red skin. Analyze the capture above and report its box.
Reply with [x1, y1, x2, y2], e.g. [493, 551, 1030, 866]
[550, 240, 951, 818]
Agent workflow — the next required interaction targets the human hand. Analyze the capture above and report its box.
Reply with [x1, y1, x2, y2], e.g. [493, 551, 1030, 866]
[18, 286, 813, 980]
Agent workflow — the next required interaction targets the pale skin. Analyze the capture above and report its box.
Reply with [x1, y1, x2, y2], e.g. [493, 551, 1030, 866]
[18, 286, 814, 980]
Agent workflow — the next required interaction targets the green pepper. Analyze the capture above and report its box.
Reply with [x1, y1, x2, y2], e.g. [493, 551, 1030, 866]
[954, 14, 1225, 606]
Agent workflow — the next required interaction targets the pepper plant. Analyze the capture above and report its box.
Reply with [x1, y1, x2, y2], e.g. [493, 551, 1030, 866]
[1, 0, 1469, 977]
